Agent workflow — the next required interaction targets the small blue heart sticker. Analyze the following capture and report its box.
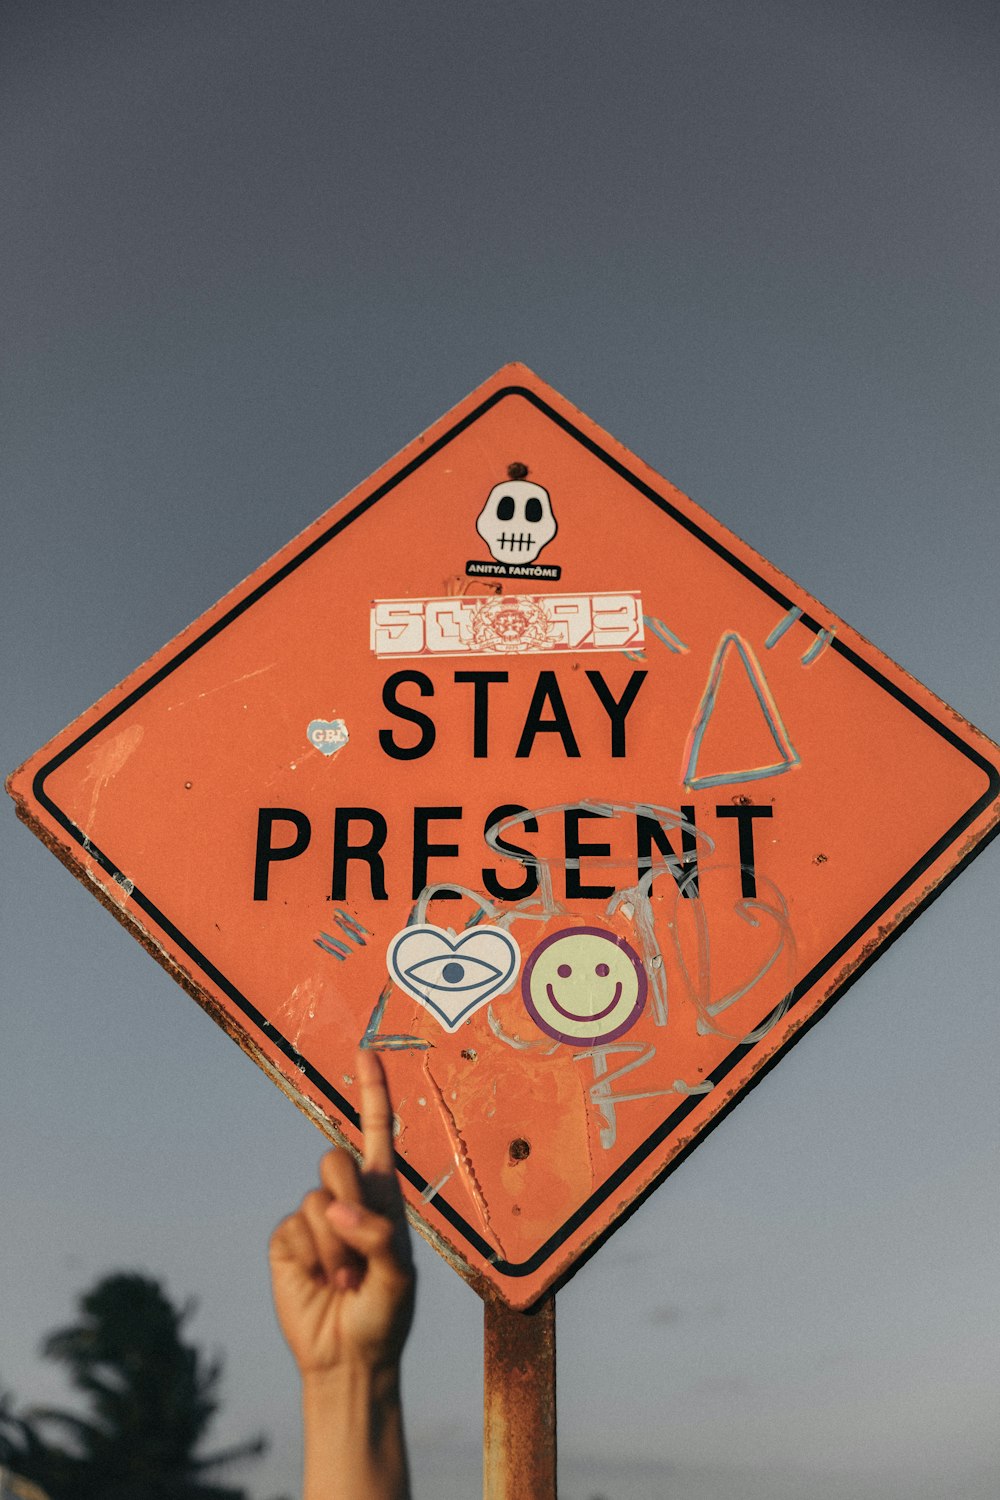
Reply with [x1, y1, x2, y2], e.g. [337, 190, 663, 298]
[307, 718, 349, 756]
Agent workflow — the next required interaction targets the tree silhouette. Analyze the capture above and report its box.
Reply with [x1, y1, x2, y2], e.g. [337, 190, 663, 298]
[1, 1272, 265, 1500]
[1, 1387, 65, 1495]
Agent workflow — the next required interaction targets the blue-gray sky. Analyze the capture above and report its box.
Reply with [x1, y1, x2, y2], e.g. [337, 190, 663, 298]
[3, 4, 999, 1497]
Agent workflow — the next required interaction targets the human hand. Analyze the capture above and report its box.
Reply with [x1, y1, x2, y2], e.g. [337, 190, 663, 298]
[269, 1049, 415, 1377]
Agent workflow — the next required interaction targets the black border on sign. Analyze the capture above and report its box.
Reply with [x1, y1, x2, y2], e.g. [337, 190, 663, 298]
[30, 385, 1000, 1282]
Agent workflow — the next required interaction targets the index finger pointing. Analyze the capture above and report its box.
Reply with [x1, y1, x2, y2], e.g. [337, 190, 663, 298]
[356, 1046, 396, 1173]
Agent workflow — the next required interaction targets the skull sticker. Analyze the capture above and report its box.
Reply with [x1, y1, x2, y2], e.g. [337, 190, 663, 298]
[476, 479, 557, 564]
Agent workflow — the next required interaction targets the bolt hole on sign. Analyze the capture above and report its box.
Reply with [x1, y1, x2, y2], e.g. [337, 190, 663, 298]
[8, 365, 1000, 1308]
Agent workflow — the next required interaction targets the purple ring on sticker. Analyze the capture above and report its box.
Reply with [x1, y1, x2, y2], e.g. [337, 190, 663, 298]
[521, 926, 648, 1046]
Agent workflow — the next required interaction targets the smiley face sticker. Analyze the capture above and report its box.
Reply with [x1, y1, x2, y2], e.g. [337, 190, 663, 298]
[521, 926, 648, 1045]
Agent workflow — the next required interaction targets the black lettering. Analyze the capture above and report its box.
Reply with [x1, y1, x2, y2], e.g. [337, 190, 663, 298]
[379, 671, 436, 760]
[636, 806, 699, 897]
[331, 808, 388, 900]
[565, 807, 614, 900]
[515, 672, 580, 758]
[254, 808, 311, 901]
[716, 804, 773, 897]
[455, 670, 508, 757]
[482, 804, 539, 900]
[412, 806, 463, 900]
[586, 669, 647, 757]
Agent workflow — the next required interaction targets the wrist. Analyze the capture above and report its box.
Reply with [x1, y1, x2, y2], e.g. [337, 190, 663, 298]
[302, 1359, 402, 1411]
[301, 1361, 409, 1500]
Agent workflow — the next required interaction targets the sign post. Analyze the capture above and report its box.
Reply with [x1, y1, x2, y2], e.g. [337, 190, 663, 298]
[483, 1296, 556, 1500]
[8, 364, 1000, 1486]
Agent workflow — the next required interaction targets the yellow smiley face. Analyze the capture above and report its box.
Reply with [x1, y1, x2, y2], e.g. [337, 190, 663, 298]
[522, 926, 648, 1045]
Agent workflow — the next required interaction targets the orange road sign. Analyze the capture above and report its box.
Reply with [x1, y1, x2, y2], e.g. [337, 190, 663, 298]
[8, 364, 1000, 1308]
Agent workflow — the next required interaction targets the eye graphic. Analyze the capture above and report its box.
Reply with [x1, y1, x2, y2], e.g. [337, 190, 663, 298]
[496, 495, 516, 520]
[403, 953, 504, 993]
[387, 924, 522, 1033]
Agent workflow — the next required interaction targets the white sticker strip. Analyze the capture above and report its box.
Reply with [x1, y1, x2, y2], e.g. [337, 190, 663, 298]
[370, 590, 644, 659]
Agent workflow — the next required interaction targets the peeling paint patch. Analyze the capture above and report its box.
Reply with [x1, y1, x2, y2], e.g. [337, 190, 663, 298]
[80, 723, 144, 825]
[281, 978, 321, 1048]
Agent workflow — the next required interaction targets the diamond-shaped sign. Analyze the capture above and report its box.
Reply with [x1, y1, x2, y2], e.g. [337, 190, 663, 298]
[9, 364, 1000, 1308]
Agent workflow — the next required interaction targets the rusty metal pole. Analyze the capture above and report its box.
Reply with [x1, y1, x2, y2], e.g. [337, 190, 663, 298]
[483, 1293, 557, 1500]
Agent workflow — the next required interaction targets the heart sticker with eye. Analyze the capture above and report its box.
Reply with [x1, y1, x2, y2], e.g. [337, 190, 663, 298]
[387, 924, 521, 1032]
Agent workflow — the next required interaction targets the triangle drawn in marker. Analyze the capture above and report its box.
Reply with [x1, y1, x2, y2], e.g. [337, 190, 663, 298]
[683, 632, 800, 790]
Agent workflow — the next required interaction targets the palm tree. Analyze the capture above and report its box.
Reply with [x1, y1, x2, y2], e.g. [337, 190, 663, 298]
[2, 1272, 265, 1500]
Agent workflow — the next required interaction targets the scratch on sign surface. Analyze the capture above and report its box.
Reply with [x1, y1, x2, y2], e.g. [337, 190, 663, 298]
[422, 1052, 505, 1258]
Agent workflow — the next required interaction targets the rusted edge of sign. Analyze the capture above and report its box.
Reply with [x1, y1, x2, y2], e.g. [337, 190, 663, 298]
[6, 783, 495, 1302]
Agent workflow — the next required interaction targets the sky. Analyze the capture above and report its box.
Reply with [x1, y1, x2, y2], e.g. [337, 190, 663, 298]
[2, 3, 999, 1497]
